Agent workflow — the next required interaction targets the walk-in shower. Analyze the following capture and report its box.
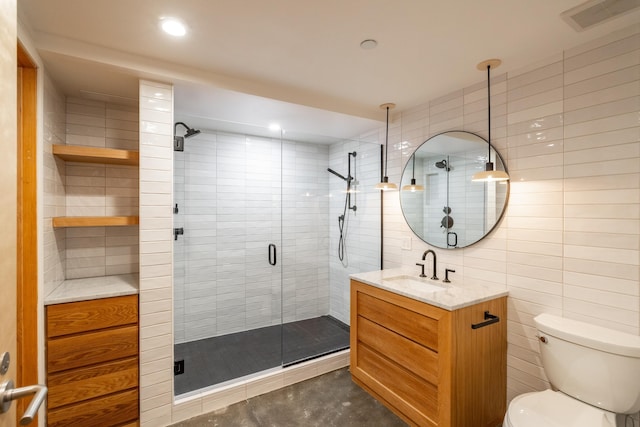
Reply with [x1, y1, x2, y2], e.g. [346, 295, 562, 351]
[172, 126, 380, 397]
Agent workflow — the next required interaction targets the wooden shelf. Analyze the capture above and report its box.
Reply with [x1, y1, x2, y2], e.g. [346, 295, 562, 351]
[52, 144, 139, 166]
[52, 216, 139, 228]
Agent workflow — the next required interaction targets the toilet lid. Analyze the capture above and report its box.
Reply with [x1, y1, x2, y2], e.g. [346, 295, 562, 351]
[506, 390, 617, 427]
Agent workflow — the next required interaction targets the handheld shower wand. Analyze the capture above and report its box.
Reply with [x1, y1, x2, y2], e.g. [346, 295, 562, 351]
[328, 152, 357, 263]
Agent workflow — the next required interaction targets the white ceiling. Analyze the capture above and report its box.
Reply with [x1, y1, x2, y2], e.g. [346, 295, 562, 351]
[17, 0, 640, 142]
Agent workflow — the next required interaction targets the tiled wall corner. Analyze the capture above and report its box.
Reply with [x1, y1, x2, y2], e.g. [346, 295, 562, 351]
[62, 98, 140, 280]
[42, 73, 66, 296]
[139, 79, 174, 427]
[328, 134, 381, 324]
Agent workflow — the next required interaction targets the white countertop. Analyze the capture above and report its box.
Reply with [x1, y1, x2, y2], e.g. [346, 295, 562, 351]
[350, 268, 508, 311]
[45, 274, 139, 305]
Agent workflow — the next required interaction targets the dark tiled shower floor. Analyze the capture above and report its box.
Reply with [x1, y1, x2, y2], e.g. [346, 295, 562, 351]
[174, 315, 350, 396]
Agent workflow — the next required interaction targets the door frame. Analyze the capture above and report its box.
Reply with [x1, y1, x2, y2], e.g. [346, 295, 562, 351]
[17, 41, 39, 425]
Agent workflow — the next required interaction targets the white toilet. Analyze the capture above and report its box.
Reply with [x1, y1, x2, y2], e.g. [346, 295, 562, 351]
[504, 313, 640, 427]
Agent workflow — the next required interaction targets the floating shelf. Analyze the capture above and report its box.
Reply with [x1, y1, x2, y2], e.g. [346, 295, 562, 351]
[52, 216, 139, 228]
[52, 144, 139, 166]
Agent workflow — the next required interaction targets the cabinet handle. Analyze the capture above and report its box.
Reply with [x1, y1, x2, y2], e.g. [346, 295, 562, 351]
[471, 311, 500, 329]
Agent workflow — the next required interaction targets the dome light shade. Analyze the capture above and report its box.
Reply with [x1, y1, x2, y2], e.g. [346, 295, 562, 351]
[472, 162, 510, 182]
[402, 154, 424, 192]
[474, 59, 509, 183]
[375, 176, 398, 191]
[401, 180, 425, 192]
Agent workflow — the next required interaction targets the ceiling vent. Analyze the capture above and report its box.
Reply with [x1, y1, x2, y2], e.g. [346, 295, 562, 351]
[561, 0, 640, 31]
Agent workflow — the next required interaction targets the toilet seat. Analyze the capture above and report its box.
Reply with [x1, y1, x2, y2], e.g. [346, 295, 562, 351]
[504, 390, 617, 427]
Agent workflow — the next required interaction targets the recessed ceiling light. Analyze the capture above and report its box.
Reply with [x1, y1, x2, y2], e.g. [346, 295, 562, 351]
[161, 17, 187, 37]
[268, 123, 281, 131]
[360, 39, 378, 50]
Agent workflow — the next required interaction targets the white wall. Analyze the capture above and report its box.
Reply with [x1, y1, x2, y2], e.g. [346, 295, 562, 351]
[382, 24, 640, 402]
[138, 80, 175, 426]
[42, 75, 66, 296]
[328, 137, 381, 324]
[63, 98, 140, 279]
[42, 96, 140, 295]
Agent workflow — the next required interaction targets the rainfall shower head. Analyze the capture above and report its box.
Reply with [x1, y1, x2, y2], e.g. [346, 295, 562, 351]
[174, 122, 201, 151]
[175, 122, 200, 138]
[435, 159, 450, 171]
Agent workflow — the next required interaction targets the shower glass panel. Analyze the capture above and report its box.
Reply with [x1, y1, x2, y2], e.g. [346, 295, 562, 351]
[173, 125, 380, 397]
[173, 131, 283, 395]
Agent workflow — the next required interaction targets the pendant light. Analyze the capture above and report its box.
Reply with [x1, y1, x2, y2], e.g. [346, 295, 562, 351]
[375, 103, 398, 191]
[401, 154, 424, 192]
[472, 59, 510, 182]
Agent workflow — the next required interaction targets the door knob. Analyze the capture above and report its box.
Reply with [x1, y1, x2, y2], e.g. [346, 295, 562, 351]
[0, 380, 48, 425]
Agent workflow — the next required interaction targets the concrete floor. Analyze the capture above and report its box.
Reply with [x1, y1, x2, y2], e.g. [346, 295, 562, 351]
[170, 367, 408, 427]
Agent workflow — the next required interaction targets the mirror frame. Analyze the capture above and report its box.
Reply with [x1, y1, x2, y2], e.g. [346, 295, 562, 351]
[399, 130, 510, 249]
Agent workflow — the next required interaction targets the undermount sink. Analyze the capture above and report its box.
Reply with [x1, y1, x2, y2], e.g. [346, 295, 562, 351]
[382, 275, 447, 293]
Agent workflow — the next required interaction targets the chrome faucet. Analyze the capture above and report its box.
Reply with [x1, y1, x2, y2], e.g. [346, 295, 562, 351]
[422, 250, 438, 280]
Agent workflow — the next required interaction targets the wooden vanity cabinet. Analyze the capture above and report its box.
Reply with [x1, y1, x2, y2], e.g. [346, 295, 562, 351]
[46, 295, 139, 427]
[350, 280, 506, 427]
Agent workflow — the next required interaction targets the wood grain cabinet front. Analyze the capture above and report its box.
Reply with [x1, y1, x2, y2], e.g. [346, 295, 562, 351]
[350, 280, 507, 427]
[46, 295, 139, 427]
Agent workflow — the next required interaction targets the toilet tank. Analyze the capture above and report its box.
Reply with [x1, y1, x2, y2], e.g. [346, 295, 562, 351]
[534, 313, 640, 414]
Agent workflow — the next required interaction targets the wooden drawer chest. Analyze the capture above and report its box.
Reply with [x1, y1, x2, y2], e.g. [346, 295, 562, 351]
[46, 295, 139, 427]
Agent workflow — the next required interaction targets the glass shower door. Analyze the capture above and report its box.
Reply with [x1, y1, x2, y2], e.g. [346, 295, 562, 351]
[173, 130, 283, 395]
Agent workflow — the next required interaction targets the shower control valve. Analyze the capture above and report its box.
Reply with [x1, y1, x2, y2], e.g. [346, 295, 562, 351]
[173, 227, 184, 241]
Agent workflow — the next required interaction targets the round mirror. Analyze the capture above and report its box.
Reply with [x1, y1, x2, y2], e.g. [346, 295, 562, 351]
[400, 131, 509, 249]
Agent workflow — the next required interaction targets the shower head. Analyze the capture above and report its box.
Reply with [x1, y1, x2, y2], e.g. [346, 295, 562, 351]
[173, 122, 200, 152]
[327, 168, 348, 181]
[175, 122, 200, 138]
[184, 127, 201, 138]
[435, 159, 450, 171]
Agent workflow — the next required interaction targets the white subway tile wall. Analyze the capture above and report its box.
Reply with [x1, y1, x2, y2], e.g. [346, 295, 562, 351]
[42, 74, 66, 296]
[63, 97, 140, 279]
[139, 80, 174, 426]
[42, 90, 141, 289]
[382, 24, 640, 403]
[328, 136, 382, 324]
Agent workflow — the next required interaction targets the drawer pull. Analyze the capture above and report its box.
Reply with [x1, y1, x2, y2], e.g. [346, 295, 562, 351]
[471, 311, 500, 329]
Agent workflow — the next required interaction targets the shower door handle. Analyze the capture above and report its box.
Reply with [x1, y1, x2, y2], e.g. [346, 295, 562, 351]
[268, 244, 277, 266]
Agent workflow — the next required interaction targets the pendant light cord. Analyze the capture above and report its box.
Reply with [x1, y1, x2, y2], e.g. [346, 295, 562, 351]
[487, 64, 492, 164]
[412, 154, 416, 181]
[384, 105, 390, 177]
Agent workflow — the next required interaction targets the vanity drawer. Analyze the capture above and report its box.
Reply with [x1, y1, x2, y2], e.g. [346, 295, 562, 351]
[357, 316, 438, 384]
[47, 388, 139, 427]
[356, 287, 443, 351]
[357, 344, 438, 425]
[47, 294, 138, 338]
[47, 357, 138, 409]
[47, 325, 138, 373]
